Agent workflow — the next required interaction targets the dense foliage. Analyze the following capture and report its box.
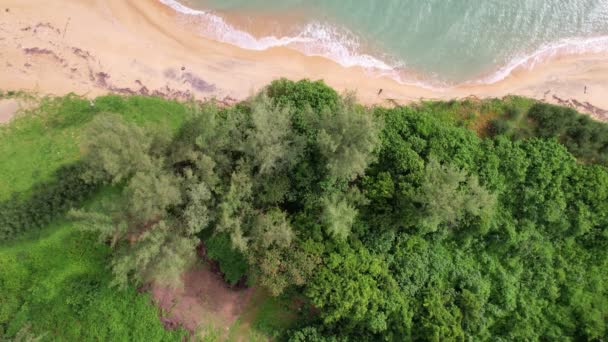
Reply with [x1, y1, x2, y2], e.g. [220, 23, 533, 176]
[2, 80, 607, 341]
[0, 162, 98, 241]
[205, 232, 248, 285]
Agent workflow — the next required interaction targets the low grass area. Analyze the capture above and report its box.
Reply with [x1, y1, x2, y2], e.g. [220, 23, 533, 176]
[413, 96, 537, 137]
[0, 221, 188, 341]
[250, 293, 299, 337]
[236, 289, 299, 341]
[0, 94, 191, 200]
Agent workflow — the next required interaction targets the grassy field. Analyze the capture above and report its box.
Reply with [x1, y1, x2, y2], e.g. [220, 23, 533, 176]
[0, 93, 301, 341]
[0, 94, 190, 200]
[0, 221, 189, 341]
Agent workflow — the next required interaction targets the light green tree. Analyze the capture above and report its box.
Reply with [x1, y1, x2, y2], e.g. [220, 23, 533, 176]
[110, 221, 197, 289]
[322, 194, 358, 241]
[82, 113, 152, 184]
[245, 95, 304, 176]
[124, 167, 181, 225]
[317, 95, 381, 180]
[414, 158, 496, 233]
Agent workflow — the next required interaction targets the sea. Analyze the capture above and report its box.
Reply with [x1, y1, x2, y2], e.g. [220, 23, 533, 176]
[159, 0, 608, 87]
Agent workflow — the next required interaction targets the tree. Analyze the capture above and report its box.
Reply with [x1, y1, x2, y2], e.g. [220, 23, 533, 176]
[246, 210, 321, 296]
[316, 95, 381, 180]
[414, 158, 495, 234]
[244, 94, 304, 176]
[82, 113, 152, 184]
[216, 169, 254, 252]
[69, 207, 128, 247]
[182, 181, 213, 234]
[306, 244, 405, 335]
[110, 221, 197, 289]
[322, 193, 358, 241]
[124, 167, 181, 226]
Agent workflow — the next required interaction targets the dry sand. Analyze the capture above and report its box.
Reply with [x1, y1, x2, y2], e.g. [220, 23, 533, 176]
[0, 0, 607, 121]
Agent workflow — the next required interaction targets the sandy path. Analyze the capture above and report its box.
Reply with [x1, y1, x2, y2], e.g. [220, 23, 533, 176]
[0, 0, 607, 120]
[0, 99, 20, 124]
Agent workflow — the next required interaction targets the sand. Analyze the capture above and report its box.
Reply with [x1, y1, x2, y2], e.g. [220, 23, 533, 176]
[0, 0, 607, 121]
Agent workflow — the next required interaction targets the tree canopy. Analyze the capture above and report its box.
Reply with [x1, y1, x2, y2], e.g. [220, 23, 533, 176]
[56, 79, 608, 340]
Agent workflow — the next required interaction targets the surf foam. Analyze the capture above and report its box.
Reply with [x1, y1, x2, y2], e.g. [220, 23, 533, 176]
[159, 0, 396, 69]
[160, 0, 608, 89]
[473, 35, 608, 85]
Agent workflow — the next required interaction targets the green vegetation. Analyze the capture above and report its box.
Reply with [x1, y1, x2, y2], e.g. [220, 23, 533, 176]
[205, 233, 248, 285]
[497, 102, 608, 165]
[1, 81, 607, 341]
[0, 222, 188, 341]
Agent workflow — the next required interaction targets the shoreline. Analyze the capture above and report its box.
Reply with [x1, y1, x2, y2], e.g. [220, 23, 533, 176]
[0, 0, 607, 121]
[159, 0, 608, 89]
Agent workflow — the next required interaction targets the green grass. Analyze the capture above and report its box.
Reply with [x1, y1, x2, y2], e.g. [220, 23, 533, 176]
[224, 289, 299, 341]
[251, 294, 298, 336]
[0, 93, 193, 340]
[0, 221, 188, 341]
[0, 94, 191, 200]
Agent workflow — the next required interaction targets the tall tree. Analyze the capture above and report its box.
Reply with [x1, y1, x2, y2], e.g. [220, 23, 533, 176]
[81, 113, 152, 184]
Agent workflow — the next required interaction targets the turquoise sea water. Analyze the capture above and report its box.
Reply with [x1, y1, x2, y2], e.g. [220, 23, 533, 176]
[161, 0, 608, 86]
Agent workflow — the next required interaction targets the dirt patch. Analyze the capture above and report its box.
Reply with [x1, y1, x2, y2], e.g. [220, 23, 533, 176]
[151, 262, 255, 338]
[0, 99, 20, 124]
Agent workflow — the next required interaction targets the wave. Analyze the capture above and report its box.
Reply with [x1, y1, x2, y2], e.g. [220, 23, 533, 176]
[474, 35, 608, 85]
[159, 0, 395, 70]
[159, 0, 608, 89]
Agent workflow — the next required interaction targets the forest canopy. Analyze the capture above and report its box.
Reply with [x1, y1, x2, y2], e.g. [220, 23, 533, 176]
[2, 79, 607, 341]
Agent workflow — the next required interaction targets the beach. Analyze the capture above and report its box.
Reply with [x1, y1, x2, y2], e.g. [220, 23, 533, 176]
[1, 0, 607, 121]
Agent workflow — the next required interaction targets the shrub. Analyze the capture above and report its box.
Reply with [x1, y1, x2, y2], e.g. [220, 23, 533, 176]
[0, 162, 99, 241]
[266, 78, 339, 114]
[205, 233, 249, 285]
[528, 103, 608, 164]
[488, 118, 511, 136]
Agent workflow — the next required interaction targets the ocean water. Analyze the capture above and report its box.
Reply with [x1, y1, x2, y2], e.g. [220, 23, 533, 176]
[160, 0, 608, 86]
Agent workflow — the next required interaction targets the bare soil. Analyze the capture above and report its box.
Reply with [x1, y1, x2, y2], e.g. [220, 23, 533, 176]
[151, 262, 255, 339]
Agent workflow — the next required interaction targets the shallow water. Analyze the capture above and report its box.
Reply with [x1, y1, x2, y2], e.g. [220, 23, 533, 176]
[162, 0, 608, 86]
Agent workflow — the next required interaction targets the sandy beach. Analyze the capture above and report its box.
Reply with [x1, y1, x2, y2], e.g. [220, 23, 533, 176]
[0, 0, 607, 121]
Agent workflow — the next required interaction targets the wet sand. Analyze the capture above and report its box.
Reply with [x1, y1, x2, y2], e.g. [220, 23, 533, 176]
[0, 0, 607, 121]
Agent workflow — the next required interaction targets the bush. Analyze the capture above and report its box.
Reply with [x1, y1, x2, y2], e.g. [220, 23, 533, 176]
[504, 105, 523, 120]
[528, 103, 608, 164]
[0, 162, 99, 241]
[205, 233, 249, 285]
[266, 78, 339, 114]
[528, 103, 576, 137]
[488, 118, 512, 136]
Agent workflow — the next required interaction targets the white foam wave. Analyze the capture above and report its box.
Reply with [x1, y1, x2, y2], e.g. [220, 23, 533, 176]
[159, 0, 395, 71]
[473, 36, 608, 85]
[160, 0, 608, 89]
